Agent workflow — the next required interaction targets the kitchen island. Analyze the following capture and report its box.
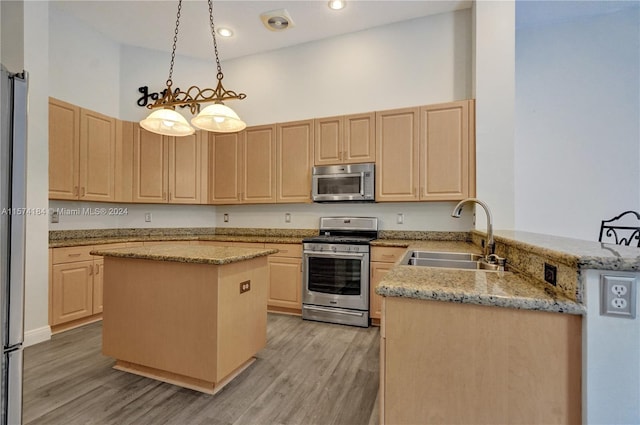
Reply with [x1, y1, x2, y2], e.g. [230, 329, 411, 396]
[91, 243, 277, 394]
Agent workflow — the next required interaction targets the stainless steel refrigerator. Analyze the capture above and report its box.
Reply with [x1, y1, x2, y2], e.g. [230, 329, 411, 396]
[0, 64, 28, 425]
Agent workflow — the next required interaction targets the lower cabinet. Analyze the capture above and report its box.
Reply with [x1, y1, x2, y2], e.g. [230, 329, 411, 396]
[266, 243, 303, 315]
[370, 246, 407, 323]
[380, 297, 582, 424]
[49, 243, 140, 332]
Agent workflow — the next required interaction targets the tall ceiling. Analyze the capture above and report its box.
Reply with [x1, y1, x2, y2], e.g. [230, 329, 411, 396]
[50, 0, 473, 61]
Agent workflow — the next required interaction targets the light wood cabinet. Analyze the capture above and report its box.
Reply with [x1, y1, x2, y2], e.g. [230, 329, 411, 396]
[49, 98, 117, 201]
[133, 125, 203, 204]
[50, 243, 132, 332]
[114, 121, 134, 203]
[376, 100, 475, 202]
[380, 297, 582, 424]
[314, 112, 375, 165]
[375, 107, 420, 202]
[370, 246, 406, 322]
[266, 243, 302, 314]
[277, 119, 314, 203]
[420, 100, 476, 200]
[209, 125, 277, 204]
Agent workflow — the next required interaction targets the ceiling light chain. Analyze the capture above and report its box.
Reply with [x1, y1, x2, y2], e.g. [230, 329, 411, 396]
[140, 0, 247, 136]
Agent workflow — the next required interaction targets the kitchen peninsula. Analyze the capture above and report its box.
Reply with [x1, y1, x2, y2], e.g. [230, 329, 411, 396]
[91, 243, 277, 394]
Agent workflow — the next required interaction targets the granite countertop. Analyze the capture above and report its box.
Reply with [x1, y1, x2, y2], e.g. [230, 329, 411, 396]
[91, 244, 278, 265]
[50, 234, 307, 248]
[376, 265, 584, 315]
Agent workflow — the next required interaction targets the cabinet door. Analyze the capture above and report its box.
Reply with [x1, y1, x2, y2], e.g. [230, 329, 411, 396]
[267, 257, 302, 310]
[420, 100, 473, 200]
[375, 107, 420, 202]
[114, 120, 134, 203]
[243, 125, 276, 203]
[370, 261, 393, 320]
[93, 259, 103, 314]
[168, 132, 202, 204]
[277, 119, 314, 203]
[79, 109, 117, 201]
[133, 126, 168, 203]
[344, 112, 375, 164]
[51, 260, 94, 325]
[314, 116, 343, 165]
[209, 132, 243, 204]
[49, 98, 80, 200]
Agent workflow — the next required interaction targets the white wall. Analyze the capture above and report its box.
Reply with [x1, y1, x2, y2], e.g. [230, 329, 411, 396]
[49, 5, 120, 117]
[473, 1, 516, 232]
[119, 10, 472, 125]
[515, 6, 640, 241]
[48, 201, 216, 230]
[583, 269, 640, 424]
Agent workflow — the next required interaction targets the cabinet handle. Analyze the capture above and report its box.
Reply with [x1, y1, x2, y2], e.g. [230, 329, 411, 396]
[68, 253, 81, 258]
[74, 186, 78, 196]
[414, 187, 417, 197]
[80, 187, 85, 197]
[382, 254, 395, 258]
[89, 265, 93, 276]
[163, 192, 167, 200]
[95, 264, 100, 275]
[169, 192, 172, 201]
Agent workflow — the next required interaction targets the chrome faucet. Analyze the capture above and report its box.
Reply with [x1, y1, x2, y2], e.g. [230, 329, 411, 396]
[451, 198, 494, 260]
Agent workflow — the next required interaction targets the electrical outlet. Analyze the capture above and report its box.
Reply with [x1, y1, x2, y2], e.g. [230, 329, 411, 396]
[285, 213, 291, 223]
[223, 213, 229, 223]
[601, 275, 636, 318]
[144, 213, 152, 222]
[544, 263, 557, 286]
[51, 210, 59, 223]
[397, 213, 404, 224]
[239, 280, 251, 294]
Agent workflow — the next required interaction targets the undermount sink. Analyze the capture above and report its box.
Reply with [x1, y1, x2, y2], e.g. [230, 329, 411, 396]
[400, 251, 509, 272]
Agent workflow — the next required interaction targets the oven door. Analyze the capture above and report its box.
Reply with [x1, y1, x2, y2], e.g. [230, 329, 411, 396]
[302, 250, 369, 311]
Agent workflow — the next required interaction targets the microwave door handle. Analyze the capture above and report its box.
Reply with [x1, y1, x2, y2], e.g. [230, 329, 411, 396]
[359, 172, 365, 196]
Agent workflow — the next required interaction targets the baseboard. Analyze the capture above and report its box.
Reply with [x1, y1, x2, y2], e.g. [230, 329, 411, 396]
[24, 325, 52, 347]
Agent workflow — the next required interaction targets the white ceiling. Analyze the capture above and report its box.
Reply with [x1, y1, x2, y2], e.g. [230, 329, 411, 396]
[50, 0, 473, 61]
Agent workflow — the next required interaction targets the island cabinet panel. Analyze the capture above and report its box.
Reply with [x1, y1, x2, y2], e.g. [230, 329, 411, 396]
[242, 125, 277, 204]
[276, 119, 314, 203]
[380, 297, 582, 424]
[375, 107, 420, 202]
[102, 256, 268, 394]
[49, 98, 117, 201]
[266, 243, 302, 314]
[420, 100, 475, 200]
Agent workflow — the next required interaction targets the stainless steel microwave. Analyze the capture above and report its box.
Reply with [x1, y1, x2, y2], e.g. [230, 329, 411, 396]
[311, 163, 375, 202]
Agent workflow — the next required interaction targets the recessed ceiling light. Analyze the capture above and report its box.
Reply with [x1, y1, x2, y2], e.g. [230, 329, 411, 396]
[328, 0, 346, 10]
[217, 27, 233, 37]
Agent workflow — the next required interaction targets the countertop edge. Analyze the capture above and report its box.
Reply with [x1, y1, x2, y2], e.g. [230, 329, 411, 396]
[91, 248, 279, 265]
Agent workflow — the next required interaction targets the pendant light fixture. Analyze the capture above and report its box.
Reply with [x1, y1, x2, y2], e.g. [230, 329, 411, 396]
[140, 0, 246, 136]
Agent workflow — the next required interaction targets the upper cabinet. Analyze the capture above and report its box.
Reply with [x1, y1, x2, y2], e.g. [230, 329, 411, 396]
[132, 125, 204, 204]
[49, 98, 117, 201]
[375, 100, 475, 202]
[314, 112, 375, 166]
[277, 119, 314, 203]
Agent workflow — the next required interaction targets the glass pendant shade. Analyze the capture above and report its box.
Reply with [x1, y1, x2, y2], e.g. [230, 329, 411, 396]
[191, 103, 247, 133]
[140, 108, 195, 137]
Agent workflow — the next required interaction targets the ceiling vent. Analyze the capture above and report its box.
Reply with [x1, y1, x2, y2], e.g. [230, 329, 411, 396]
[260, 9, 295, 32]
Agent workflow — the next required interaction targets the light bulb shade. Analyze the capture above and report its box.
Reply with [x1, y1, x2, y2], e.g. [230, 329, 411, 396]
[191, 103, 247, 133]
[140, 109, 195, 137]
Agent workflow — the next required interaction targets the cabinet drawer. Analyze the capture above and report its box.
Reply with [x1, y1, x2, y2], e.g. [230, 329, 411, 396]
[371, 247, 406, 263]
[265, 243, 302, 258]
[52, 246, 94, 264]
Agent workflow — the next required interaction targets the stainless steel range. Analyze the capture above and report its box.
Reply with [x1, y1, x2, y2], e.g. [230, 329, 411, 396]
[302, 217, 378, 328]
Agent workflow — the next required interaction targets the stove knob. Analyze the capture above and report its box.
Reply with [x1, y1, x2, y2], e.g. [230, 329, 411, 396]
[344, 246, 351, 251]
[331, 246, 337, 252]
[351, 246, 358, 252]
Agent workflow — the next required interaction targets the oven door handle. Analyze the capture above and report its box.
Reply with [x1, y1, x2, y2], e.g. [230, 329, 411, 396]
[303, 305, 366, 317]
[303, 251, 366, 259]
[359, 172, 365, 196]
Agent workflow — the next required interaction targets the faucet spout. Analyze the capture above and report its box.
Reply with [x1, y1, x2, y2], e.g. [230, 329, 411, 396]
[451, 198, 494, 259]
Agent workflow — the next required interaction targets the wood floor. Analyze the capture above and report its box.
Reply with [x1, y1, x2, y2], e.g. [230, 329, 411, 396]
[23, 313, 380, 425]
